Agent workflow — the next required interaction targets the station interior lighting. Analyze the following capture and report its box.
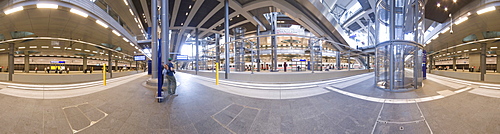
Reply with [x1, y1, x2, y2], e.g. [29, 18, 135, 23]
[123, 0, 129, 5]
[491, 47, 498, 49]
[37, 4, 58, 9]
[70, 9, 88, 18]
[477, 6, 496, 15]
[112, 30, 121, 36]
[123, 37, 129, 42]
[454, 17, 468, 25]
[95, 20, 109, 28]
[4, 6, 23, 15]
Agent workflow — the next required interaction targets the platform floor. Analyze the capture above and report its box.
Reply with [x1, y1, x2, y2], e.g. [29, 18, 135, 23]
[0, 72, 498, 133]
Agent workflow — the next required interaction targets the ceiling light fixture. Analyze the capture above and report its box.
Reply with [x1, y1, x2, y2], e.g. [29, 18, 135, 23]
[70, 9, 88, 18]
[189, 5, 192, 9]
[444, 7, 448, 11]
[4, 6, 23, 15]
[437, 3, 441, 7]
[37, 4, 58, 9]
[453, 0, 457, 3]
[123, 0, 128, 5]
[454, 17, 468, 25]
[112, 30, 121, 36]
[477, 6, 496, 15]
[95, 20, 108, 28]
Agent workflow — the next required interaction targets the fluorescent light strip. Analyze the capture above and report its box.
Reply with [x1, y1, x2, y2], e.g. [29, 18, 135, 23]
[41, 46, 49, 48]
[129, 9, 134, 15]
[70, 9, 88, 18]
[37, 4, 58, 9]
[454, 17, 468, 25]
[95, 20, 108, 28]
[0, 49, 5, 51]
[75, 48, 81, 51]
[471, 49, 477, 51]
[491, 47, 498, 49]
[441, 27, 450, 34]
[130, 43, 134, 46]
[123, 37, 129, 42]
[53, 46, 61, 49]
[30, 46, 37, 48]
[19, 47, 25, 49]
[112, 30, 121, 36]
[477, 6, 496, 15]
[123, 0, 129, 5]
[4, 6, 23, 15]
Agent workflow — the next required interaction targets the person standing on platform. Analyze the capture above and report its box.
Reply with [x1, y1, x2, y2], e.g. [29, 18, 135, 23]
[164, 58, 177, 96]
[35, 67, 38, 73]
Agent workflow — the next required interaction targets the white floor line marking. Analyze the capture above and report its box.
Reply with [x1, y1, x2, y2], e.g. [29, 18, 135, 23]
[371, 101, 385, 134]
[415, 101, 434, 134]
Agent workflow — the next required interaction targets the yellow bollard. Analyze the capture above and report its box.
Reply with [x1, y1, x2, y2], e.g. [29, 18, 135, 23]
[216, 62, 219, 85]
[103, 64, 106, 86]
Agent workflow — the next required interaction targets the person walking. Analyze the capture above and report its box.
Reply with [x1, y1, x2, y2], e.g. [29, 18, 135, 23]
[163, 58, 177, 96]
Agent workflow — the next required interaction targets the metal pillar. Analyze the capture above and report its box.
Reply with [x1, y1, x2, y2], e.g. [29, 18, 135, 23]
[389, 44, 395, 91]
[336, 52, 341, 70]
[83, 55, 88, 71]
[8, 43, 14, 81]
[24, 52, 29, 73]
[256, 25, 261, 72]
[108, 50, 112, 78]
[497, 51, 500, 73]
[429, 55, 433, 73]
[309, 38, 314, 73]
[366, 54, 370, 70]
[115, 60, 118, 72]
[480, 43, 486, 81]
[151, 0, 158, 78]
[347, 50, 351, 71]
[195, 28, 199, 75]
[270, 13, 278, 72]
[215, 33, 220, 66]
[224, 0, 230, 78]
[161, 0, 170, 64]
[452, 56, 457, 71]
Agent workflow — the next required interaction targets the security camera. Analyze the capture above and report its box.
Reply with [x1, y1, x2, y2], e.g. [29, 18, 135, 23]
[450, 30, 453, 34]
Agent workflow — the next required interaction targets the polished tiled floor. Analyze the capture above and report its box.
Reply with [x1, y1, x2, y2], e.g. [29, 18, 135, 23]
[0, 71, 499, 133]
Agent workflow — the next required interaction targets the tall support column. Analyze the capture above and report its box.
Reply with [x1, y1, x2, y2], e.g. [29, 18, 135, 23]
[336, 52, 341, 70]
[195, 28, 199, 75]
[24, 52, 29, 73]
[83, 55, 88, 71]
[309, 38, 314, 73]
[497, 51, 500, 73]
[108, 51, 113, 78]
[215, 33, 220, 66]
[429, 55, 433, 73]
[8, 43, 14, 81]
[480, 43, 487, 81]
[151, 0, 158, 78]
[389, 44, 395, 91]
[366, 54, 370, 70]
[161, 0, 170, 64]
[452, 56, 457, 71]
[224, 0, 230, 79]
[270, 13, 278, 72]
[256, 25, 261, 72]
[347, 50, 351, 71]
[115, 60, 118, 72]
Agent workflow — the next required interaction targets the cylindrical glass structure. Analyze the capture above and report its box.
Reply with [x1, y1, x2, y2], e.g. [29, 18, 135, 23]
[375, 0, 424, 91]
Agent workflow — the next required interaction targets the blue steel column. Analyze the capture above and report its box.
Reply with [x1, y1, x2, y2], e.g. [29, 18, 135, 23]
[161, 0, 169, 64]
[195, 28, 199, 75]
[271, 13, 278, 72]
[256, 25, 261, 72]
[224, 0, 230, 79]
[151, 0, 158, 79]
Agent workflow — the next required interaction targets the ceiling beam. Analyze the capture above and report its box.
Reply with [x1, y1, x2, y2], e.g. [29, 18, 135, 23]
[140, 0, 152, 27]
[195, 3, 224, 28]
[170, 0, 182, 26]
[173, 0, 206, 55]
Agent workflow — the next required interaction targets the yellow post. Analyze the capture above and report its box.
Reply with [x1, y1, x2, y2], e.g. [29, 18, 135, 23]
[216, 62, 219, 85]
[103, 64, 106, 86]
